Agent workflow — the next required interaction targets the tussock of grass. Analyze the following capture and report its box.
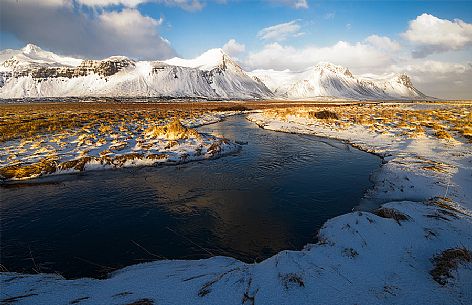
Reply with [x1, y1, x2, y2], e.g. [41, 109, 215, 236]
[280, 273, 305, 289]
[375, 207, 410, 225]
[145, 118, 201, 141]
[0, 157, 57, 179]
[58, 156, 93, 172]
[113, 153, 144, 167]
[422, 165, 449, 173]
[309, 110, 339, 120]
[426, 197, 464, 215]
[146, 153, 168, 160]
[164, 140, 179, 150]
[207, 139, 230, 156]
[409, 125, 425, 138]
[99, 149, 112, 157]
[342, 248, 359, 258]
[109, 142, 127, 151]
[98, 124, 113, 134]
[430, 247, 472, 285]
[435, 129, 453, 140]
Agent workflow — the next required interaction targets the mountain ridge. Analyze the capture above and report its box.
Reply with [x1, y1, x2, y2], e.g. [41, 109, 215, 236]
[249, 62, 428, 100]
[0, 44, 431, 100]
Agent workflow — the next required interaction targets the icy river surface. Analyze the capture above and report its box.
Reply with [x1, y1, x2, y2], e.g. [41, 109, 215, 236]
[1, 115, 381, 278]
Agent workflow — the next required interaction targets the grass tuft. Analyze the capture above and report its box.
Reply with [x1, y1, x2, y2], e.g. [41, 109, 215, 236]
[146, 118, 201, 141]
[280, 273, 305, 289]
[430, 247, 472, 285]
[375, 207, 410, 225]
[309, 110, 339, 120]
[0, 157, 57, 179]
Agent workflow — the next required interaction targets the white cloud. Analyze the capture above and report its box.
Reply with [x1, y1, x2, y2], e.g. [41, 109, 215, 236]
[76, 0, 146, 7]
[222, 39, 245, 57]
[76, 0, 203, 10]
[97, 9, 169, 54]
[245, 41, 393, 72]
[257, 20, 302, 41]
[365, 35, 401, 52]
[391, 60, 471, 75]
[291, 0, 308, 9]
[158, 0, 203, 11]
[6, 0, 72, 6]
[402, 13, 472, 57]
[389, 60, 472, 99]
[266, 0, 308, 9]
[0, 1, 176, 59]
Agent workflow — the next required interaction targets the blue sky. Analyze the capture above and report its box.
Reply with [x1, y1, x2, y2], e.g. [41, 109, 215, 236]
[1, 1, 471, 58]
[142, 0, 472, 58]
[1, 0, 472, 98]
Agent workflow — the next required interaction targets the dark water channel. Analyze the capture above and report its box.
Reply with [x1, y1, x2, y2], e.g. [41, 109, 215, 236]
[0, 115, 381, 278]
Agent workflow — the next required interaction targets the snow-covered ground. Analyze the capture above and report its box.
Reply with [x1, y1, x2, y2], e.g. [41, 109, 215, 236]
[1, 103, 471, 305]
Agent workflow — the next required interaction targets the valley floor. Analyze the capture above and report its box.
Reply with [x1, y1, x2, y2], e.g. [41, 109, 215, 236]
[1, 101, 471, 305]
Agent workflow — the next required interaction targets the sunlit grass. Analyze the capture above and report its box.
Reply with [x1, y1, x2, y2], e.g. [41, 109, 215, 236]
[1, 101, 470, 180]
[0, 101, 257, 180]
[262, 102, 472, 142]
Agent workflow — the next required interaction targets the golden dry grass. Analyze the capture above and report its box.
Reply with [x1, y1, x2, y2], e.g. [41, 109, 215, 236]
[1, 101, 470, 180]
[1, 101, 345, 143]
[0, 157, 57, 179]
[261, 102, 472, 141]
[145, 118, 201, 140]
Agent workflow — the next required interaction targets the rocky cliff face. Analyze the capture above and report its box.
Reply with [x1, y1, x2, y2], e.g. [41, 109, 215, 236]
[1, 56, 134, 79]
[0, 45, 273, 99]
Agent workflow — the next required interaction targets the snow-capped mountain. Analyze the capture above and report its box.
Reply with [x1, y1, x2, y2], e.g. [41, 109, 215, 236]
[0, 45, 272, 99]
[4, 44, 83, 67]
[0, 44, 429, 100]
[249, 62, 428, 100]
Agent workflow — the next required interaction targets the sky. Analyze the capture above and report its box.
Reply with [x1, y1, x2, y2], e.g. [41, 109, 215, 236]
[0, 0, 472, 99]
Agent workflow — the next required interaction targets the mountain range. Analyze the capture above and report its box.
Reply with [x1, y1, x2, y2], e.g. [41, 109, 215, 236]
[0, 44, 429, 100]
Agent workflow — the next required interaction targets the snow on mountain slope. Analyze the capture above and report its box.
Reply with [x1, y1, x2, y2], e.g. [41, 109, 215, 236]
[165, 48, 232, 71]
[249, 62, 429, 100]
[0, 44, 430, 100]
[1, 44, 82, 71]
[0, 49, 20, 65]
[0, 45, 273, 99]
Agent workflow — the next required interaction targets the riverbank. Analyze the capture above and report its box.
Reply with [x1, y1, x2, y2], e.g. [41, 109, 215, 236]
[0, 108, 241, 182]
[1, 102, 471, 305]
